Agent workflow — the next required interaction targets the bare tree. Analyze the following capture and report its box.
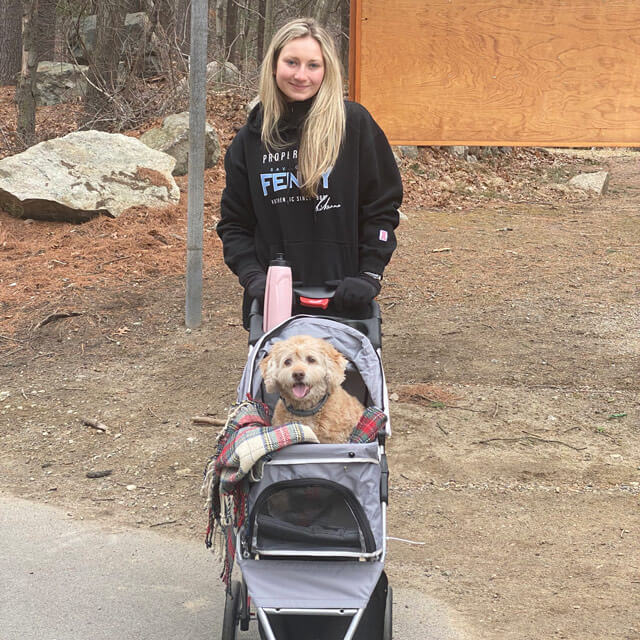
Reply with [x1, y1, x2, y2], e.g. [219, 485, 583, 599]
[312, 0, 339, 26]
[261, 0, 274, 60]
[175, 0, 190, 54]
[0, 0, 23, 85]
[83, 0, 128, 128]
[15, 0, 39, 146]
[214, 0, 226, 57]
[339, 0, 349, 75]
[36, 0, 57, 61]
[225, 0, 241, 67]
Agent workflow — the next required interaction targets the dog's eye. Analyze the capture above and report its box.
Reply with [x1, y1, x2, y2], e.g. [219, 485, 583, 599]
[284, 358, 292, 366]
[306, 356, 316, 364]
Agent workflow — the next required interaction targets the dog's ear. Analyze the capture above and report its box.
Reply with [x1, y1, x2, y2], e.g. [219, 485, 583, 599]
[259, 352, 278, 393]
[323, 343, 347, 393]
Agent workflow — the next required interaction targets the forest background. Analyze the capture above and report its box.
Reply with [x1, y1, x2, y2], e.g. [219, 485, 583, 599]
[0, 0, 349, 149]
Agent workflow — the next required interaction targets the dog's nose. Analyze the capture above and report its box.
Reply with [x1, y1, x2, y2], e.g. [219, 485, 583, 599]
[292, 370, 305, 381]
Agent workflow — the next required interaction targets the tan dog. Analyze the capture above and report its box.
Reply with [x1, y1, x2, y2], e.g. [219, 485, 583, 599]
[259, 335, 364, 444]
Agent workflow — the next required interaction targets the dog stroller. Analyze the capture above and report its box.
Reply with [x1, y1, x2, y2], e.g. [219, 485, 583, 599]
[215, 294, 392, 640]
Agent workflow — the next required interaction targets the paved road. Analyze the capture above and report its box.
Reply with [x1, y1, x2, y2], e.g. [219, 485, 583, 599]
[0, 495, 463, 639]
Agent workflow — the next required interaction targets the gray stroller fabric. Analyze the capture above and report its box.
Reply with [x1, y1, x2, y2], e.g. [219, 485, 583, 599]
[237, 316, 386, 412]
[237, 556, 384, 609]
[247, 443, 384, 554]
[237, 443, 385, 610]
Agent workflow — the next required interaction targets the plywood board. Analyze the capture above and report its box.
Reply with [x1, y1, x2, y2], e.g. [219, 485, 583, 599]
[350, 0, 640, 146]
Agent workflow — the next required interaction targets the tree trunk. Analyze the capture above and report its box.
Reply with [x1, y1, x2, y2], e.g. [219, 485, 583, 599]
[175, 0, 190, 54]
[340, 0, 349, 77]
[15, 0, 39, 147]
[225, 0, 241, 66]
[255, 0, 264, 64]
[0, 0, 23, 85]
[35, 0, 56, 62]
[84, 0, 128, 129]
[156, 0, 175, 33]
[154, 0, 188, 75]
[312, 0, 339, 26]
[214, 0, 226, 58]
[262, 0, 274, 60]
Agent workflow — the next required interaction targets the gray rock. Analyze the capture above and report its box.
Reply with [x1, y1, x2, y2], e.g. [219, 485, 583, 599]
[205, 60, 241, 87]
[0, 131, 179, 223]
[397, 145, 419, 160]
[468, 146, 500, 158]
[568, 171, 610, 195]
[246, 94, 260, 116]
[69, 14, 97, 63]
[449, 146, 468, 157]
[70, 12, 151, 65]
[140, 112, 221, 176]
[35, 61, 88, 106]
[124, 11, 151, 37]
[177, 61, 241, 95]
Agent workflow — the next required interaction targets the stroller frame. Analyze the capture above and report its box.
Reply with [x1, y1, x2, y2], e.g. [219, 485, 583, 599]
[220, 300, 392, 640]
[257, 608, 365, 640]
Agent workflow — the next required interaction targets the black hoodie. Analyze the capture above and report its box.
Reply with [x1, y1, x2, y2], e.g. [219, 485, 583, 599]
[217, 99, 403, 287]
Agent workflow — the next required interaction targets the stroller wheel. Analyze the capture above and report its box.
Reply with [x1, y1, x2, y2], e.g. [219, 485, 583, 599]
[383, 584, 393, 640]
[221, 580, 241, 640]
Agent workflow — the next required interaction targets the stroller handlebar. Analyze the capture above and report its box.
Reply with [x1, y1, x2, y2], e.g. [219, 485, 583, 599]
[248, 285, 382, 350]
[293, 284, 337, 300]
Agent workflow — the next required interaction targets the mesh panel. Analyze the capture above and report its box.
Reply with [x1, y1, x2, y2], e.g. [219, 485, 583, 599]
[250, 480, 374, 555]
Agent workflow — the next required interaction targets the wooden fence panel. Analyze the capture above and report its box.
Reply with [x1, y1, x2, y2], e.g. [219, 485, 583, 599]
[350, 0, 640, 146]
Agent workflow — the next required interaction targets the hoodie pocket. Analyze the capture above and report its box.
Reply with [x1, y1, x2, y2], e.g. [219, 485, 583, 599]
[283, 241, 358, 285]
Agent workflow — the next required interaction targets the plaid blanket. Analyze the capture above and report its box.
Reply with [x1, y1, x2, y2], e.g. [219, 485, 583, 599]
[201, 396, 387, 586]
[350, 405, 388, 443]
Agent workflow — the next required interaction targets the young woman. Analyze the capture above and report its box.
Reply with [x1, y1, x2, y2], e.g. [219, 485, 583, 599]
[217, 17, 403, 326]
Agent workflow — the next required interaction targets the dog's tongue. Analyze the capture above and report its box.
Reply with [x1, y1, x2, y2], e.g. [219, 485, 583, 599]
[292, 383, 310, 399]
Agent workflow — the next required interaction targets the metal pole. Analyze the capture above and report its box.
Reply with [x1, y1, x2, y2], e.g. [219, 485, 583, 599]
[185, 0, 208, 328]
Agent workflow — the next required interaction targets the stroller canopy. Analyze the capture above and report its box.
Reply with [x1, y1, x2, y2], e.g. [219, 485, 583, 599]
[237, 316, 387, 415]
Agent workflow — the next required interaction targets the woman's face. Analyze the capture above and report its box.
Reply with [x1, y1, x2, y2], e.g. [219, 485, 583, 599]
[275, 36, 325, 102]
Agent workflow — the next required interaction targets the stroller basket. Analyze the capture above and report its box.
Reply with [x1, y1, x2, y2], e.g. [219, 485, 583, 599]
[249, 479, 375, 555]
[241, 442, 385, 562]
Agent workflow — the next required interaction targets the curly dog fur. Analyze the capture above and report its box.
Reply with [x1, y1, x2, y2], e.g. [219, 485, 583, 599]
[259, 335, 364, 444]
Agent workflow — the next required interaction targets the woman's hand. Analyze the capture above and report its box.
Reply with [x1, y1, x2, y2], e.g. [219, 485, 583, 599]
[240, 270, 267, 302]
[330, 275, 381, 311]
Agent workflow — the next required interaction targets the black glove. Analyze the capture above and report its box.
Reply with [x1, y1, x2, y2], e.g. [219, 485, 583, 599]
[239, 270, 267, 303]
[330, 275, 381, 312]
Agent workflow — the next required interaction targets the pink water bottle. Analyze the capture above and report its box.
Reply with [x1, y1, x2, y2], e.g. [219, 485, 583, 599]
[263, 253, 292, 332]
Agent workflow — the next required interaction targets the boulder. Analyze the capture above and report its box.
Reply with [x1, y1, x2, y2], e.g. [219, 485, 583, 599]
[69, 14, 97, 63]
[177, 61, 241, 95]
[0, 131, 180, 223]
[396, 145, 419, 160]
[246, 94, 260, 115]
[140, 112, 221, 176]
[70, 12, 151, 65]
[35, 61, 88, 106]
[468, 146, 498, 158]
[205, 60, 241, 87]
[450, 146, 468, 157]
[568, 171, 610, 195]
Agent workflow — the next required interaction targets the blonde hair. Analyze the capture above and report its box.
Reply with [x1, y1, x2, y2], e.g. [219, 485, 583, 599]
[259, 18, 345, 198]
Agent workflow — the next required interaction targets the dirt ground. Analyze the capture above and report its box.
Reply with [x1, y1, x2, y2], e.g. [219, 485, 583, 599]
[1, 87, 639, 639]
